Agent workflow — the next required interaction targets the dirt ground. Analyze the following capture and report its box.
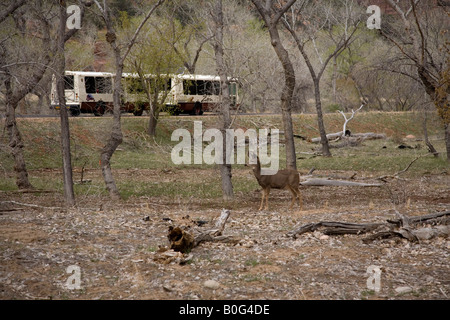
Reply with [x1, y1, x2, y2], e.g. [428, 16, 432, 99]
[0, 169, 449, 300]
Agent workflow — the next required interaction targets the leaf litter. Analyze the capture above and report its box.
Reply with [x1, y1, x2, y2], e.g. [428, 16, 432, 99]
[0, 172, 449, 300]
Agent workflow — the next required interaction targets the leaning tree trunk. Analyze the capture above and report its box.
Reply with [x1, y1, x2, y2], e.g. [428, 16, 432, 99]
[213, 0, 234, 201]
[4, 77, 33, 190]
[267, 23, 297, 170]
[251, 0, 298, 171]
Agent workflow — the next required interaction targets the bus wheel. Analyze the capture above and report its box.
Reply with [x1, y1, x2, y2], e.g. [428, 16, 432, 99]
[70, 107, 81, 117]
[194, 102, 203, 116]
[94, 102, 105, 116]
[133, 107, 144, 116]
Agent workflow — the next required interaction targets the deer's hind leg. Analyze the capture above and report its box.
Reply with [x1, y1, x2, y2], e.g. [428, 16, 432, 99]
[288, 186, 303, 211]
[296, 187, 303, 211]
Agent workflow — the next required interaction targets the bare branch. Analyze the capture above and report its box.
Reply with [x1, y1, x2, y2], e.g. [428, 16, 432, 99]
[0, 0, 26, 25]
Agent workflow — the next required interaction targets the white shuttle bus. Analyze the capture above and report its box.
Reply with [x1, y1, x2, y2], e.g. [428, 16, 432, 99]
[50, 71, 239, 116]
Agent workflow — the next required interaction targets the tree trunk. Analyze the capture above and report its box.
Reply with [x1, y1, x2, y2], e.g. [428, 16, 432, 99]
[267, 27, 297, 170]
[100, 64, 123, 200]
[213, 0, 234, 201]
[313, 81, 331, 156]
[148, 94, 159, 137]
[445, 123, 450, 162]
[4, 77, 33, 190]
[97, 0, 163, 199]
[56, 1, 75, 206]
[251, 0, 297, 170]
[148, 107, 158, 137]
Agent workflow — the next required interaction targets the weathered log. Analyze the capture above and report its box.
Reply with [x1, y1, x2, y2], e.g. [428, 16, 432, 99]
[286, 221, 384, 238]
[167, 226, 195, 253]
[167, 209, 237, 252]
[287, 211, 450, 243]
[300, 178, 382, 187]
[310, 132, 386, 144]
[362, 231, 407, 243]
[364, 225, 450, 243]
[387, 210, 450, 227]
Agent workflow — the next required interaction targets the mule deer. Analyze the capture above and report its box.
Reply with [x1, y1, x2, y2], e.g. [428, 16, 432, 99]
[250, 156, 302, 211]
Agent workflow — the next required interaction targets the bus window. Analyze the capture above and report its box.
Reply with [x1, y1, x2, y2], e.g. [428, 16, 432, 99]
[64, 75, 74, 90]
[207, 81, 221, 95]
[126, 78, 145, 94]
[96, 77, 112, 93]
[85, 76, 96, 93]
[149, 77, 171, 93]
[183, 79, 196, 95]
[85, 76, 112, 94]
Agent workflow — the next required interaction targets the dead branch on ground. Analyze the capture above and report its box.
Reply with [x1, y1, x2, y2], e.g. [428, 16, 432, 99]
[287, 210, 450, 243]
[160, 209, 239, 257]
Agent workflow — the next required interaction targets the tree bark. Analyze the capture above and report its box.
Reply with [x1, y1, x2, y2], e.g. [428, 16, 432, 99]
[212, 0, 234, 201]
[148, 105, 158, 136]
[100, 59, 123, 200]
[4, 76, 33, 190]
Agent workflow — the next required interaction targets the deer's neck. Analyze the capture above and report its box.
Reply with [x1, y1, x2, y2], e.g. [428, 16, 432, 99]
[253, 159, 263, 182]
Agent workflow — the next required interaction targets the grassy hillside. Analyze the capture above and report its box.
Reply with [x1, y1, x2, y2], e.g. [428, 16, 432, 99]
[0, 111, 448, 198]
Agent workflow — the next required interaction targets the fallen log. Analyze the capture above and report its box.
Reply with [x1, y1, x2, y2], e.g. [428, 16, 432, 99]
[386, 210, 450, 227]
[363, 225, 450, 243]
[287, 211, 450, 243]
[286, 221, 384, 238]
[167, 226, 195, 253]
[310, 132, 386, 144]
[300, 178, 382, 187]
[166, 209, 239, 253]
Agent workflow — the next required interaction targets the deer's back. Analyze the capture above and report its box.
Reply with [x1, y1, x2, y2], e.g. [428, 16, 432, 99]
[258, 169, 299, 189]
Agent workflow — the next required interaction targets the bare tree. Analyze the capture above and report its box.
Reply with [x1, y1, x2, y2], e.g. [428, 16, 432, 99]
[1, 0, 90, 199]
[383, 0, 449, 160]
[251, 0, 298, 170]
[210, 0, 234, 200]
[0, 0, 26, 24]
[282, 0, 362, 157]
[55, 0, 91, 205]
[1, 1, 53, 190]
[94, 0, 164, 199]
[0, 1, 46, 189]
